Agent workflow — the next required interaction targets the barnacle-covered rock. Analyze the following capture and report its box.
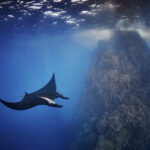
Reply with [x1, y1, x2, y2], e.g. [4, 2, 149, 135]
[71, 30, 150, 150]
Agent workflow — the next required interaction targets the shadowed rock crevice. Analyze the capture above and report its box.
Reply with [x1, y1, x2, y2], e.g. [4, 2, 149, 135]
[71, 30, 150, 150]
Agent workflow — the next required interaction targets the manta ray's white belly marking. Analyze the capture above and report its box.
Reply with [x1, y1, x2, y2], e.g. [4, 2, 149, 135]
[39, 96, 56, 104]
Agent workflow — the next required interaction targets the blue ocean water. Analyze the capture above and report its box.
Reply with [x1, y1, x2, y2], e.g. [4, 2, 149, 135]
[1, 1, 148, 149]
[0, 31, 95, 150]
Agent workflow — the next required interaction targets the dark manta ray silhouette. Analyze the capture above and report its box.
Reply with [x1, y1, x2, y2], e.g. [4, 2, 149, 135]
[0, 74, 69, 110]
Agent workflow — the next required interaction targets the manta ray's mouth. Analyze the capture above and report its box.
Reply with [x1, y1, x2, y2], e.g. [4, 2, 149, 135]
[38, 96, 56, 105]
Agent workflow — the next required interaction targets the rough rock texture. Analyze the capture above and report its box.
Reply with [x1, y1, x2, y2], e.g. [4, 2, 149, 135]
[71, 30, 150, 150]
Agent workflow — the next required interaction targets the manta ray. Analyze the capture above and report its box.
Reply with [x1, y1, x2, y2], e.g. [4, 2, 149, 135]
[0, 74, 69, 110]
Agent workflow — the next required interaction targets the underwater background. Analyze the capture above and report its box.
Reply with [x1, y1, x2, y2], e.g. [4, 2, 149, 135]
[0, 0, 150, 150]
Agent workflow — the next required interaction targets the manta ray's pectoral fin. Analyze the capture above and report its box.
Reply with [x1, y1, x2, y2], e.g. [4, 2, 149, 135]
[32, 73, 56, 95]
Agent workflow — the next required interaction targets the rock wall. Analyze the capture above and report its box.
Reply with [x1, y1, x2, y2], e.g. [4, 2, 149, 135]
[71, 30, 150, 150]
